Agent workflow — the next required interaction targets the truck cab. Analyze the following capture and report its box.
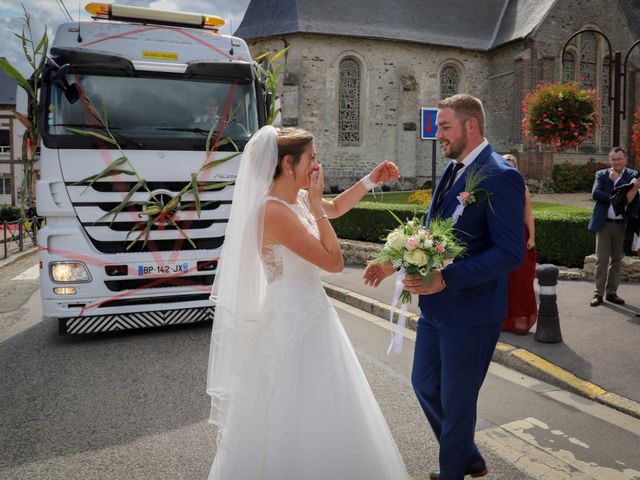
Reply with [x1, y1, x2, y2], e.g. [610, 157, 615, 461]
[37, 3, 265, 333]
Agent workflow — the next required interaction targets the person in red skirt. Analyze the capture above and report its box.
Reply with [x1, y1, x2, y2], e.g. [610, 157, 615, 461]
[501, 154, 537, 333]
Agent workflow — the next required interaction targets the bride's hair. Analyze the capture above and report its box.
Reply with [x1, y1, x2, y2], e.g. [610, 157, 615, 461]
[274, 127, 314, 179]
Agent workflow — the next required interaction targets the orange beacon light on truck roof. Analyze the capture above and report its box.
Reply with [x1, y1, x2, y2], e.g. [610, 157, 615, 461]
[84, 3, 225, 29]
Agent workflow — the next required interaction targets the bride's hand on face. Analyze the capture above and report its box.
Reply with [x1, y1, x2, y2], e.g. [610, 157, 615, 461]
[308, 164, 324, 209]
[369, 160, 400, 185]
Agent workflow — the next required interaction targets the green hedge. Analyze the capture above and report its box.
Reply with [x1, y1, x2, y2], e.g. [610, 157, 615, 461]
[330, 202, 429, 243]
[533, 211, 594, 267]
[552, 161, 608, 193]
[331, 204, 594, 268]
[0, 204, 21, 222]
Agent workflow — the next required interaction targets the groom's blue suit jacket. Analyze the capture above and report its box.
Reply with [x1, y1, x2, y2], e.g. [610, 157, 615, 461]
[420, 144, 525, 326]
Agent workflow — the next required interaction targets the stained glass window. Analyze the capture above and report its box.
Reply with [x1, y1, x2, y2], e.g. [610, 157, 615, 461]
[580, 32, 597, 146]
[601, 56, 611, 148]
[338, 58, 361, 144]
[440, 65, 460, 100]
[563, 51, 576, 82]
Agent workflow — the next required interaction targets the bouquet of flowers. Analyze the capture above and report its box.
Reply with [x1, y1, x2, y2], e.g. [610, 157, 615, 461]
[522, 81, 600, 151]
[371, 214, 465, 303]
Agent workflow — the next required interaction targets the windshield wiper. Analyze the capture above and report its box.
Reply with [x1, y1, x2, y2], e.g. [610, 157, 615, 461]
[155, 127, 211, 136]
[52, 123, 145, 149]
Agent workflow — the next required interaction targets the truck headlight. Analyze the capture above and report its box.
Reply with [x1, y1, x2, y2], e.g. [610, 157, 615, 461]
[50, 262, 91, 282]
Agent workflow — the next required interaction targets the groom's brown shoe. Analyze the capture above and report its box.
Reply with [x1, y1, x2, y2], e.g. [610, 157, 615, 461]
[428, 465, 489, 479]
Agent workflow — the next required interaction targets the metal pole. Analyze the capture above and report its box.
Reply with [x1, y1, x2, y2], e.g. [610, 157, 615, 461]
[3, 221, 6, 259]
[613, 51, 622, 147]
[32, 216, 38, 246]
[431, 140, 436, 192]
[18, 219, 23, 252]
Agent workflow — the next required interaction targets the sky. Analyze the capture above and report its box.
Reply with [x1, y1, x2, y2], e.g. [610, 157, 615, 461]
[0, 0, 252, 76]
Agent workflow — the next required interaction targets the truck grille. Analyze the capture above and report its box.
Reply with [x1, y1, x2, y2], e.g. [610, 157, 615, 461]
[66, 181, 233, 254]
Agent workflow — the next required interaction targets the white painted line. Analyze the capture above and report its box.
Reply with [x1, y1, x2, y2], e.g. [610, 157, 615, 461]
[331, 297, 416, 341]
[335, 301, 640, 436]
[489, 363, 640, 437]
[335, 297, 640, 439]
[11, 264, 39, 281]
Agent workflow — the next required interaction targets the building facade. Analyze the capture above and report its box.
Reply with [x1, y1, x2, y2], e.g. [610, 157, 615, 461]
[0, 70, 25, 206]
[236, 0, 640, 190]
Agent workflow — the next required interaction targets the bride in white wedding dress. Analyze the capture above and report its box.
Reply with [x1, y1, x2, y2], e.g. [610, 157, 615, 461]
[206, 125, 408, 479]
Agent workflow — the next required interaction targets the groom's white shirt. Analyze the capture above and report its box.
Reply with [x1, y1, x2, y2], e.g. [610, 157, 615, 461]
[451, 138, 489, 184]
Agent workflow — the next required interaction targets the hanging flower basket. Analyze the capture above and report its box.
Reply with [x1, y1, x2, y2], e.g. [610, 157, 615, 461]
[522, 81, 600, 151]
[631, 106, 640, 160]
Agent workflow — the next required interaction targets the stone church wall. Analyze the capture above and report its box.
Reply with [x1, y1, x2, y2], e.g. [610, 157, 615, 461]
[244, 2, 640, 189]
[247, 35, 489, 190]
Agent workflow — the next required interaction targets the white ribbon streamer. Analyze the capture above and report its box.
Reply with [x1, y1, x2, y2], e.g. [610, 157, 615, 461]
[387, 269, 409, 354]
[451, 199, 465, 226]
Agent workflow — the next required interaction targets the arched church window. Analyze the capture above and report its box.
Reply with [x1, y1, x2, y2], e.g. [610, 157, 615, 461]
[579, 32, 597, 89]
[601, 55, 611, 148]
[580, 32, 597, 147]
[562, 51, 576, 82]
[338, 58, 361, 144]
[440, 65, 460, 100]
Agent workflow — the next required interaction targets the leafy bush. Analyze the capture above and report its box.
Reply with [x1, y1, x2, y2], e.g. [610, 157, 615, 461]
[552, 160, 608, 193]
[0, 204, 21, 222]
[332, 205, 594, 268]
[408, 189, 433, 205]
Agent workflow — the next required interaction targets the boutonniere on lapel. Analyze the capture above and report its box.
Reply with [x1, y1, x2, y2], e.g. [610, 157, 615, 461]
[452, 165, 493, 224]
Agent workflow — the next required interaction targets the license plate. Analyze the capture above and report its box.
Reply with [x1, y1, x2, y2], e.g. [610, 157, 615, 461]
[137, 263, 189, 276]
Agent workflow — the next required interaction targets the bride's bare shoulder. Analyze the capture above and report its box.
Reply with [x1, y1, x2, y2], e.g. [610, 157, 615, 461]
[264, 199, 298, 227]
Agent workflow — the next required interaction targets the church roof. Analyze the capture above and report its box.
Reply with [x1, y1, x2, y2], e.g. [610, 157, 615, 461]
[619, 0, 640, 38]
[0, 70, 17, 105]
[234, 0, 557, 51]
[236, 0, 640, 51]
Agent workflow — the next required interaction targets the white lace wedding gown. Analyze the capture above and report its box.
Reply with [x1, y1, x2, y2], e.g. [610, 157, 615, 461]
[208, 190, 407, 480]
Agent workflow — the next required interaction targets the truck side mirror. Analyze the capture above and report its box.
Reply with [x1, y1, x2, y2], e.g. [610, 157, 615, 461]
[265, 91, 273, 118]
[53, 64, 81, 104]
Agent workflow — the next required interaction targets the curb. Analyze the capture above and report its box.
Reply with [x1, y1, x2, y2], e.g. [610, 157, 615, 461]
[0, 246, 38, 271]
[323, 282, 640, 421]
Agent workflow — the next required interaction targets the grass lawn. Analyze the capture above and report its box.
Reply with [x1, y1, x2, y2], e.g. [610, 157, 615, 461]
[531, 202, 591, 214]
[325, 191, 592, 214]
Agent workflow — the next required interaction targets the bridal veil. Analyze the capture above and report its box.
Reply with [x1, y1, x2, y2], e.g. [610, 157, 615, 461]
[206, 125, 278, 433]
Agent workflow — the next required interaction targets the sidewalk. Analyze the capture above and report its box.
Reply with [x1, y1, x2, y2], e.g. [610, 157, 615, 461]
[321, 265, 640, 419]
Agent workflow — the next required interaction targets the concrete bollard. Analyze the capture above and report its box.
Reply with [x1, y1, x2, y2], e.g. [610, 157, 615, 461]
[535, 264, 563, 343]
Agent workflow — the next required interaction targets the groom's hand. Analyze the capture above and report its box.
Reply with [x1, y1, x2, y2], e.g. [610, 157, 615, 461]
[363, 262, 395, 287]
[403, 271, 446, 295]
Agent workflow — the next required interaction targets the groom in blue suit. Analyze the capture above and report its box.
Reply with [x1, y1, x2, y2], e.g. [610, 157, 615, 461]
[365, 94, 524, 479]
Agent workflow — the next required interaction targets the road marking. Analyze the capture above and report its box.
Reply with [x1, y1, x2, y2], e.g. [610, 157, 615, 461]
[489, 363, 640, 437]
[335, 298, 640, 437]
[332, 297, 416, 341]
[11, 264, 39, 281]
[480, 417, 640, 480]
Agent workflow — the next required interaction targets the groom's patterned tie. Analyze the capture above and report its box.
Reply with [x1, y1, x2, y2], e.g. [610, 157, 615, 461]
[435, 162, 464, 211]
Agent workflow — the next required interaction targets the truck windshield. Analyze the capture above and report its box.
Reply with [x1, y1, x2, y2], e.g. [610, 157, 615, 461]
[46, 72, 259, 149]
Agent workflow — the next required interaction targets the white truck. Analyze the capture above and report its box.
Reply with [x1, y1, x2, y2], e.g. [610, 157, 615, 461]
[37, 3, 265, 333]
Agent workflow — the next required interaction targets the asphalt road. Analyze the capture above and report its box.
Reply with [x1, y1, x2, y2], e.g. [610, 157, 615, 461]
[1, 255, 639, 479]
